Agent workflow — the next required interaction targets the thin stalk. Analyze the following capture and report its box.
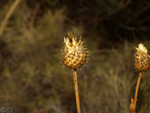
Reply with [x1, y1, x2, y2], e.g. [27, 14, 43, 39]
[73, 70, 81, 113]
[130, 72, 142, 113]
[0, 0, 21, 37]
[134, 72, 142, 111]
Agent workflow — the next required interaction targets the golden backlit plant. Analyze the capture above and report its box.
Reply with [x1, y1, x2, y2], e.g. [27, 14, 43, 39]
[130, 43, 149, 113]
[61, 32, 88, 113]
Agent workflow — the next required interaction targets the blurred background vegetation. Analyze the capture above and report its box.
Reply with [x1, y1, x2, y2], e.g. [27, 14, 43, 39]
[0, 0, 150, 113]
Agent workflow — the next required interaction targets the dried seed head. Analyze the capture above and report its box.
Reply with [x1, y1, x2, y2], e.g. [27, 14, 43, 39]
[135, 43, 149, 72]
[61, 32, 87, 70]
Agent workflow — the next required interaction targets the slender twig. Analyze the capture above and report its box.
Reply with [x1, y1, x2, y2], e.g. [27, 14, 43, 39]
[134, 72, 142, 111]
[73, 70, 81, 113]
[31, 0, 45, 25]
[130, 72, 142, 113]
[0, 0, 21, 37]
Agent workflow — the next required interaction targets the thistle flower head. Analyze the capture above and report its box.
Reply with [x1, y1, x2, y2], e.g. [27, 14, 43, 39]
[135, 43, 149, 72]
[61, 32, 87, 70]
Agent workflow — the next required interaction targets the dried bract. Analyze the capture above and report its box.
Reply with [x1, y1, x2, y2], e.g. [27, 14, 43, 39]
[135, 43, 149, 72]
[61, 32, 87, 70]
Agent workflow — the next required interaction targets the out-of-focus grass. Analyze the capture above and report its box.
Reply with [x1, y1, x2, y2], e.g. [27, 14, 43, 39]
[1, 2, 150, 113]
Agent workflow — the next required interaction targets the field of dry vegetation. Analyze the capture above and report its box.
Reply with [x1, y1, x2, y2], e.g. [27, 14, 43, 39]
[0, 0, 150, 113]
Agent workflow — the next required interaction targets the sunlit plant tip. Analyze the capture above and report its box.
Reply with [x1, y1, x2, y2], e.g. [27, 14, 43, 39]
[135, 43, 149, 72]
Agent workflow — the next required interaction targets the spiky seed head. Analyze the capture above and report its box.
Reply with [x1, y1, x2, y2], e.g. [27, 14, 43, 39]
[135, 43, 149, 72]
[61, 32, 87, 70]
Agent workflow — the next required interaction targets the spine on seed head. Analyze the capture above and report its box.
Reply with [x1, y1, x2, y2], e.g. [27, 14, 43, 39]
[61, 32, 88, 70]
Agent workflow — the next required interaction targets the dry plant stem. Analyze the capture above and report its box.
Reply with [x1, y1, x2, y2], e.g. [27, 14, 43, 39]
[31, 0, 45, 25]
[73, 70, 81, 113]
[134, 72, 142, 111]
[131, 72, 142, 113]
[0, 0, 21, 37]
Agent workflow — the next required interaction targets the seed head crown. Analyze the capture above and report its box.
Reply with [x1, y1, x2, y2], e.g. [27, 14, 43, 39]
[135, 43, 149, 72]
[61, 32, 87, 70]
[136, 43, 147, 54]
